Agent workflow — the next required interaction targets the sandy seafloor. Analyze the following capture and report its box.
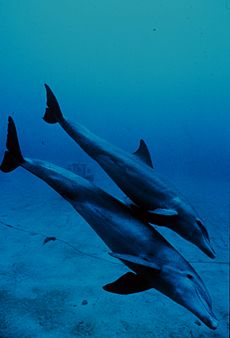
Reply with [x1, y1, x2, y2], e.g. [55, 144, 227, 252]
[0, 168, 229, 338]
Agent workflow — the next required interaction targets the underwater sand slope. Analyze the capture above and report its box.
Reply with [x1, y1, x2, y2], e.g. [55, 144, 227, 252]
[0, 172, 229, 337]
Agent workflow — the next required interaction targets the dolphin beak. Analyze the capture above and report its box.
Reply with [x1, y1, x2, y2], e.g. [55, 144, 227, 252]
[201, 240, 216, 259]
[203, 245, 216, 259]
[202, 312, 218, 330]
[209, 317, 218, 330]
[196, 220, 216, 259]
[194, 281, 218, 330]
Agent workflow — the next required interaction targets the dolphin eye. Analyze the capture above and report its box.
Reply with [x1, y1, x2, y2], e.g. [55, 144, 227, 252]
[187, 273, 193, 280]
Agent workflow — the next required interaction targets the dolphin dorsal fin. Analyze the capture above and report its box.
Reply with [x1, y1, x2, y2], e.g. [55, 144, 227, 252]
[133, 139, 154, 168]
[109, 252, 160, 271]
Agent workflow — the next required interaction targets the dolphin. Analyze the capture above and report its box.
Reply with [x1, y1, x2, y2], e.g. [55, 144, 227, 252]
[42, 84, 215, 259]
[0, 116, 218, 330]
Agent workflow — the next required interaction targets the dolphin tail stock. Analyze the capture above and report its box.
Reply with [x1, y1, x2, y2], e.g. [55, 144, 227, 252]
[43, 84, 64, 124]
[0, 116, 25, 173]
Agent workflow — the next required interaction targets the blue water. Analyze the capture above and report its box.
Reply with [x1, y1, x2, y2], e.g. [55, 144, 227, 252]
[0, 1, 229, 337]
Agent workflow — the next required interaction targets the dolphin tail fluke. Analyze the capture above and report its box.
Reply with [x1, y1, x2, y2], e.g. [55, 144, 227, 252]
[0, 116, 25, 172]
[43, 84, 63, 124]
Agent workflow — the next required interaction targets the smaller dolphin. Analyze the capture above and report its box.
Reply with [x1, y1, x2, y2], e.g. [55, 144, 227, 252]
[0, 116, 218, 329]
[42, 85, 215, 259]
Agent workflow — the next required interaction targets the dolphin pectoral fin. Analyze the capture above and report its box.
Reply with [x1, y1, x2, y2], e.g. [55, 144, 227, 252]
[109, 252, 161, 271]
[146, 208, 178, 226]
[103, 272, 151, 294]
[153, 208, 178, 216]
[133, 139, 154, 168]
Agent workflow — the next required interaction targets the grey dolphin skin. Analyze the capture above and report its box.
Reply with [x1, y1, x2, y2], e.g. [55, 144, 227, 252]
[43, 84, 215, 259]
[0, 117, 218, 330]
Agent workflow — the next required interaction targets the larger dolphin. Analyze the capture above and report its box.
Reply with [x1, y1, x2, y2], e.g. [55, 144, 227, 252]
[42, 85, 215, 259]
[0, 116, 218, 329]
